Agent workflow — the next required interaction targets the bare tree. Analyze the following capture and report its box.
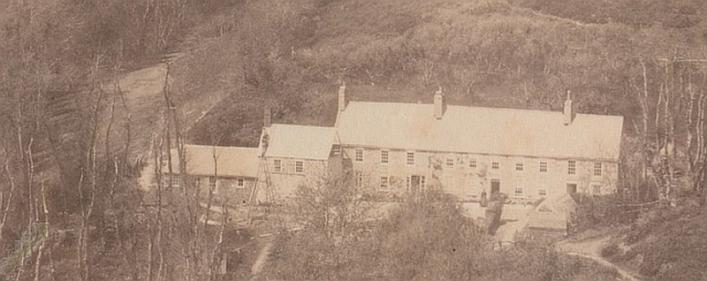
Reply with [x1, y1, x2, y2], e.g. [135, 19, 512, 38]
[0, 145, 18, 244]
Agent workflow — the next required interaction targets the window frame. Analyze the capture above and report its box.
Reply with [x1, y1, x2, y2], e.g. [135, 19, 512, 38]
[379, 176, 389, 190]
[236, 178, 245, 188]
[446, 158, 454, 168]
[469, 158, 477, 168]
[538, 189, 547, 196]
[515, 162, 524, 171]
[592, 184, 601, 195]
[169, 176, 180, 188]
[593, 162, 602, 176]
[295, 160, 304, 174]
[514, 187, 523, 196]
[355, 171, 363, 187]
[355, 148, 364, 162]
[539, 161, 548, 173]
[568, 160, 576, 175]
[491, 161, 500, 169]
[406, 151, 415, 166]
[273, 159, 282, 172]
[380, 150, 389, 165]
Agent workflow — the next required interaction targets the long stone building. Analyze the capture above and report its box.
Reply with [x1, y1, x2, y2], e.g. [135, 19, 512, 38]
[168, 84, 624, 205]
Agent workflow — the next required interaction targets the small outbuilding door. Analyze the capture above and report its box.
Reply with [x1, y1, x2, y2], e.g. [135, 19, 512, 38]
[566, 183, 577, 194]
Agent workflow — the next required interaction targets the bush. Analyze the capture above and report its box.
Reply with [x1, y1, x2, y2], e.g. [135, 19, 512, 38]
[266, 191, 623, 281]
[600, 243, 620, 259]
[572, 194, 638, 232]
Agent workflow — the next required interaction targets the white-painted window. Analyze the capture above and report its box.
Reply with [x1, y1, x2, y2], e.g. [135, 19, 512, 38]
[406, 152, 415, 165]
[593, 162, 602, 176]
[273, 159, 281, 172]
[515, 187, 523, 195]
[568, 160, 576, 175]
[355, 171, 363, 187]
[355, 148, 364, 162]
[169, 176, 180, 188]
[380, 176, 389, 190]
[538, 189, 547, 196]
[295, 161, 304, 173]
[446, 158, 454, 167]
[236, 178, 245, 188]
[491, 161, 499, 169]
[539, 161, 548, 173]
[469, 159, 477, 168]
[592, 184, 601, 194]
[515, 162, 524, 171]
[380, 150, 389, 164]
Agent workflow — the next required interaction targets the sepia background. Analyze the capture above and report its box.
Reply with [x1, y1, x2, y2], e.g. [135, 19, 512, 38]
[0, 0, 705, 281]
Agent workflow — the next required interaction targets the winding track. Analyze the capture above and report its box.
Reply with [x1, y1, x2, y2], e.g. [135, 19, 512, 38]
[556, 235, 641, 281]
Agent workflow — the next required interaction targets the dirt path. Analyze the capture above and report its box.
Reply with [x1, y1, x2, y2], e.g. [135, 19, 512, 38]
[248, 237, 273, 281]
[556, 235, 641, 281]
[511, 6, 600, 28]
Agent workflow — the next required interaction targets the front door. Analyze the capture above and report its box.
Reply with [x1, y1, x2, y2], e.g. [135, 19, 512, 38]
[490, 179, 500, 194]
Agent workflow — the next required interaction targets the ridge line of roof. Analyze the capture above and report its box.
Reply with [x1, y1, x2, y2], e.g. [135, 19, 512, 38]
[346, 100, 624, 118]
[182, 144, 259, 150]
[270, 123, 337, 129]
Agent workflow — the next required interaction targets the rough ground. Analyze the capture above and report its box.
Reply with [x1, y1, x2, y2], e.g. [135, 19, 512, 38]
[556, 234, 642, 281]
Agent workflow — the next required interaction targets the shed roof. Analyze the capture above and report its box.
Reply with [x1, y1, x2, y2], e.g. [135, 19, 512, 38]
[168, 145, 259, 178]
[527, 193, 578, 230]
[262, 124, 338, 160]
[336, 101, 623, 160]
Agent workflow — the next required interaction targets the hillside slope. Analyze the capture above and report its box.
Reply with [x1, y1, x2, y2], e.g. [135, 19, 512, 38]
[172, 0, 706, 146]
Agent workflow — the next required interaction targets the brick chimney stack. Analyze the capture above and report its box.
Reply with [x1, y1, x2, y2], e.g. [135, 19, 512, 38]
[563, 90, 574, 125]
[263, 105, 272, 128]
[338, 82, 347, 113]
[433, 86, 446, 120]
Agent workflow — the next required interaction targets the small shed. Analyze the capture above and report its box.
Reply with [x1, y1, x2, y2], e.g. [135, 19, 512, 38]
[527, 193, 577, 232]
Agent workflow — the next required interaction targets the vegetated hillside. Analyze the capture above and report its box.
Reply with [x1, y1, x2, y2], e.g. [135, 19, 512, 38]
[512, 0, 706, 30]
[600, 198, 707, 281]
[174, 0, 706, 147]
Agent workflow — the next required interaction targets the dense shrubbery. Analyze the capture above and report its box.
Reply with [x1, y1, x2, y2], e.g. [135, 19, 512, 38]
[571, 195, 642, 232]
[266, 192, 620, 281]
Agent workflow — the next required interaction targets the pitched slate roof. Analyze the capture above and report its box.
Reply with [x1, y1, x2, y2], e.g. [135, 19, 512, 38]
[335, 101, 623, 161]
[261, 124, 338, 160]
[168, 145, 259, 178]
